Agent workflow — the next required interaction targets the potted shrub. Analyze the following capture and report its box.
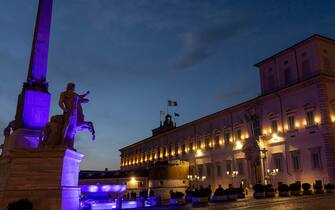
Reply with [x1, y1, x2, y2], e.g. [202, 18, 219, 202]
[302, 183, 312, 195]
[226, 188, 237, 200]
[170, 191, 185, 205]
[191, 189, 208, 206]
[212, 185, 227, 202]
[8, 199, 33, 210]
[324, 183, 335, 193]
[278, 184, 290, 197]
[289, 183, 302, 196]
[265, 184, 275, 197]
[313, 183, 324, 194]
[236, 187, 245, 199]
[149, 195, 161, 207]
[253, 184, 265, 199]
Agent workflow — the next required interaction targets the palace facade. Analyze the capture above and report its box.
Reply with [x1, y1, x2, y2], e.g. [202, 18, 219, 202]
[119, 34, 335, 190]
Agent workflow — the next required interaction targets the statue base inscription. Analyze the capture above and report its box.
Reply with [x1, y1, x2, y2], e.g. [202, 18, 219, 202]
[0, 148, 83, 210]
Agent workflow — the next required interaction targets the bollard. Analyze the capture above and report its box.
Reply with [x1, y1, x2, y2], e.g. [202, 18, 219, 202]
[136, 197, 145, 208]
[115, 198, 122, 209]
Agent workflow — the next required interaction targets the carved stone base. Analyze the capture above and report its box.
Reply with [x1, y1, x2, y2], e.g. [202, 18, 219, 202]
[3, 128, 40, 156]
[0, 148, 83, 210]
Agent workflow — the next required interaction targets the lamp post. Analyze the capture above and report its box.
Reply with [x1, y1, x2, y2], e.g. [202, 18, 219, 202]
[266, 168, 279, 187]
[187, 175, 206, 187]
[226, 170, 239, 187]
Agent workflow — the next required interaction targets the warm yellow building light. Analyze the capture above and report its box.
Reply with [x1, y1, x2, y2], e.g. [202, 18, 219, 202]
[219, 140, 223, 145]
[278, 127, 282, 132]
[201, 144, 205, 149]
[235, 140, 243, 150]
[196, 149, 203, 157]
[331, 115, 335, 123]
[263, 129, 268, 135]
[284, 124, 289, 131]
[268, 128, 272, 134]
[130, 177, 137, 185]
[171, 151, 175, 156]
[303, 119, 307, 126]
[229, 138, 233, 143]
[315, 116, 321, 124]
[245, 133, 249, 139]
[295, 122, 300, 128]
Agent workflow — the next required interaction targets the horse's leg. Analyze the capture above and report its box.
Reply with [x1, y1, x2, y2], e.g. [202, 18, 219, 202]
[88, 122, 95, 140]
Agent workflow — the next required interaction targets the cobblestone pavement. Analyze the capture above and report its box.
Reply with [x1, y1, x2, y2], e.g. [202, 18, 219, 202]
[140, 194, 335, 210]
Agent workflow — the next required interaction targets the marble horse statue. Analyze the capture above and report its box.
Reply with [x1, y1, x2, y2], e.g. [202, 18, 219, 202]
[39, 82, 95, 150]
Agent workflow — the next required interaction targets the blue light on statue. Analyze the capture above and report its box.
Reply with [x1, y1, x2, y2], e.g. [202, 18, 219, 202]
[22, 90, 50, 129]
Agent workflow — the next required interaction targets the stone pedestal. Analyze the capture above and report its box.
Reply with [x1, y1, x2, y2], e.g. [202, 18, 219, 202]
[3, 129, 40, 156]
[0, 148, 83, 210]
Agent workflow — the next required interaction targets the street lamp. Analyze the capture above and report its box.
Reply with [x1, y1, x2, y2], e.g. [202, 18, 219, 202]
[266, 168, 279, 186]
[227, 170, 239, 187]
[187, 175, 206, 187]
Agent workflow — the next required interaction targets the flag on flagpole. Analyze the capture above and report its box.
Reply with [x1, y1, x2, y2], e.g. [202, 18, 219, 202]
[168, 100, 178, 106]
[174, 112, 180, 117]
[160, 110, 166, 116]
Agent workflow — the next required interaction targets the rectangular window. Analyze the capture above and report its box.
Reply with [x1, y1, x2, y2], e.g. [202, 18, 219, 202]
[205, 138, 210, 148]
[237, 159, 244, 175]
[271, 120, 278, 133]
[182, 144, 186, 155]
[306, 111, 315, 127]
[252, 117, 261, 138]
[224, 132, 231, 145]
[197, 141, 201, 149]
[216, 163, 221, 177]
[284, 68, 292, 85]
[302, 60, 311, 77]
[226, 160, 232, 173]
[323, 57, 331, 72]
[288, 115, 295, 131]
[274, 157, 282, 171]
[312, 153, 321, 169]
[268, 75, 275, 90]
[215, 135, 220, 147]
[189, 143, 193, 152]
[291, 151, 301, 170]
[310, 148, 322, 169]
[198, 165, 203, 177]
[235, 129, 242, 140]
[189, 166, 194, 175]
[206, 164, 211, 177]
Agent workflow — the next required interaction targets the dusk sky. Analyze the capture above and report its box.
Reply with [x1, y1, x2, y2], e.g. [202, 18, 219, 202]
[0, 0, 334, 170]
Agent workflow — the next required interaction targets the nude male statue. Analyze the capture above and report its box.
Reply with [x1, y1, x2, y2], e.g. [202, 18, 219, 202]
[59, 83, 92, 148]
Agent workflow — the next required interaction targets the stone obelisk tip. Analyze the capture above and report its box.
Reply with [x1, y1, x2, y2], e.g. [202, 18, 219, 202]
[26, 0, 53, 90]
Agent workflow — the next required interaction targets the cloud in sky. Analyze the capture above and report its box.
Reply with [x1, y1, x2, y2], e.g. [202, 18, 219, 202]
[1, 0, 335, 170]
[175, 19, 250, 69]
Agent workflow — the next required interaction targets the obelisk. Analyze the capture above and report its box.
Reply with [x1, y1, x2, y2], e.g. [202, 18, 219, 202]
[5, 0, 53, 150]
[0, 1, 83, 209]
